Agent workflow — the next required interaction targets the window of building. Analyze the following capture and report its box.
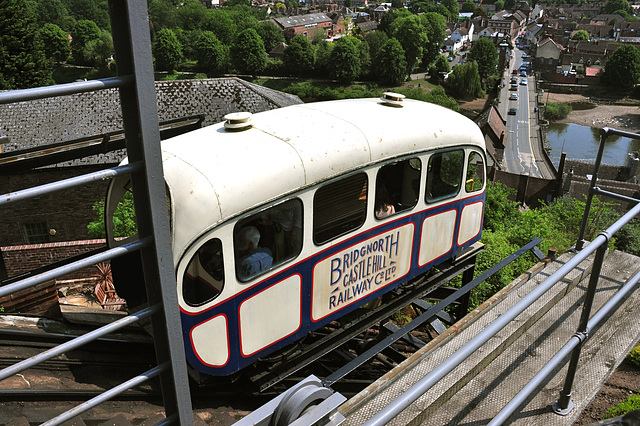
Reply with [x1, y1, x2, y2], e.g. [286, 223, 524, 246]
[24, 222, 50, 244]
[426, 150, 464, 203]
[314, 173, 368, 245]
[465, 151, 485, 193]
[182, 238, 224, 307]
[375, 158, 421, 219]
[234, 198, 303, 282]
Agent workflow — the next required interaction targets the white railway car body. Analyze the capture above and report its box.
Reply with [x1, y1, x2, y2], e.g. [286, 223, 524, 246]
[107, 95, 487, 376]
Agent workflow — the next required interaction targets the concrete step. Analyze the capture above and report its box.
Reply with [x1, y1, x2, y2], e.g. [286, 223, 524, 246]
[339, 248, 640, 425]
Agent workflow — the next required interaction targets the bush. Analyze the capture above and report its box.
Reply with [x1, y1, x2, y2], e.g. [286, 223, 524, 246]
[604, 393, 640, 419]
[544, 101, 572, 120]
[627, 344, 640, 368]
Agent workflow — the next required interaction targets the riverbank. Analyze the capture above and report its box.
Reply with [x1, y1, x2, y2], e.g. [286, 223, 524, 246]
[546, 93, 640, 134]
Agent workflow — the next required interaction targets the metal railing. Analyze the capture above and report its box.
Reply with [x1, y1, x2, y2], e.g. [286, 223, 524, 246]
[364, 126, 640, 426]
[0, 0, 193, 423]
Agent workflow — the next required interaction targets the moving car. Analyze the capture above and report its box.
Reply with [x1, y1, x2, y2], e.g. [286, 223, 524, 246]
[509, 93, 518, 100]
[508, 107, 517, 115]
[520, 78, 528, 85]
[510, 84, 518, 91]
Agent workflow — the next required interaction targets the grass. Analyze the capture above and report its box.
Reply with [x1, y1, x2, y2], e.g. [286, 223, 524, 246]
[604, 393, 640, 419]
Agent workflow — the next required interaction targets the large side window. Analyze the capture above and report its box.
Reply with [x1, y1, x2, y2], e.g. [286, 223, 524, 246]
[465, 151, 485, 193]
[314, 173, 368, 245]
[375, 158, 421, 219]
[234, 198, 303, 282]
[426, 150, 464, 203]
[183, 238, 224, 306]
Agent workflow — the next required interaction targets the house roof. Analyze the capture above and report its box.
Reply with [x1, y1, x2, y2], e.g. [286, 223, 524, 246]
[273, 13, 332, 29]
[585, 67, 602, 77]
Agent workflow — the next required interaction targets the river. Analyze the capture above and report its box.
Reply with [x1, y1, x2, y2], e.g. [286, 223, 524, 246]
[545, 122, 640, 167]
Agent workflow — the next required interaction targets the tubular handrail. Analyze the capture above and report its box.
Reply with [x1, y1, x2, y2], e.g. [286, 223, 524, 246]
[0, 304, 160, 381]
[0, 237, 150, 298]
[362, 234, 615, 425]
[40, 362, 168, 426]
[0, 76, 134, 105]
[0, 162, 140, 206]
[490, 266, 640, 425]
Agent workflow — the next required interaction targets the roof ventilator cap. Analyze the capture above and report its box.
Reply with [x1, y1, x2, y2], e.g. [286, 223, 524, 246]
[380, 92, 405, 107]
[224, 112, 253, 131]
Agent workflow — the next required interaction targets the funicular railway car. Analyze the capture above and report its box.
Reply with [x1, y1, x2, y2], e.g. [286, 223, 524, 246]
[105, 93, 487, 378]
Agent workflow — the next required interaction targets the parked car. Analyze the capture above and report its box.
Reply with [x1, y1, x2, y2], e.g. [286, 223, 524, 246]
[513, 69, 519, 75]
[520, 78, 528, 85]
[510, 77, 518, 84]
[510, 84, 518, 90]
[508, 108, 517, 115]
[509, 93, 518, 100]
[520, 71, 527, 77]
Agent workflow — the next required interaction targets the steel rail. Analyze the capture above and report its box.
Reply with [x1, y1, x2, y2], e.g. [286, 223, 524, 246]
[0, 304, 159, 382]
[0, 237, 150, 299]
[0, 76, 134, 105]
[0, 162, 139, 206]
[40, 363, 168, 426]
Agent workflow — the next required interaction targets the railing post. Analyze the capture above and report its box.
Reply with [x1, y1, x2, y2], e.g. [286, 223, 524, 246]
[553, 239, 608, 414]
[575, 129, 610, 251]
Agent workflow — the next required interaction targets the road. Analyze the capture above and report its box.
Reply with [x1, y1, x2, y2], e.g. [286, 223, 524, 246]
[499, 48, 554, 179]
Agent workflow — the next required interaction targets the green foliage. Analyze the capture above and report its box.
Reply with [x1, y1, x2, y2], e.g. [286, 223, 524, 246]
[230, 28, 266, 77]
[468, 37, 498, 79]
[544, 101, 572, 119]
[447, 61, 484, 98]
[602, 45, 640, 88]
[70, 20, 101, 65]
[396, 86, 460, 111]
[461, 0, 476, 12]
[603, 0, 632, 14]
[0, 0, 53, 89]
[193, 31, 228, 75]
[283, 35, 315, 76]
[256, 21, 285, 52]
[87, 191, 137, 239]
[364, 31, 389, 63]
[329, 37, 361, 83]
[373, 37, 408, 85]
[153, 28, 183, 72]
[604, 393, 640, 419]
[495, 0, 505, 11]
[571, 29, 589, 40]
[420, 12, 447, 68]
[174, 0, 208, 31]
[390, 14, 428, 73]
[627, 344, 640, 368]
[62, 0, 110, 30]
[314, 40, 334, 77]
[39, 23, 70, 62]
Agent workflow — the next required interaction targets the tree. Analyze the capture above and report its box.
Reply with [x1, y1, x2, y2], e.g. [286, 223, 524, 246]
[420, 12, 447, 69]
[314, 40, 334, 77]
[604, 0, 632, 14]
[601, 45, 640, 88]
[70, 19, 102, 65]
[206, 9, 238, 44]
[230, 28, 266, 77]
[430, 54, 450, 78]
[494, 0, 505, 11]
[447, 61, 483, 98]
[329, 37, 360, 83]
[39, 23, 70, 63]
[283, 35, 315, 76]
[571, 29, 589, 40]
[83, 30, 113, 68]
[256, 21, 285, 52]
[0, 0, 53, 89]
[62, 0, 110, 30]
[35, 0, 74, 31]
[374, 38, 407, 85]
[468, 37, 498, 79]
[175, 0, 209, 31]
[390, 14, 428, 73]
[391, 0, 403, 8]
[193, 31, 228, 75]
[379, 8, 412, 36]
[308, 27, 327, 44]
[504, 0, 515, 10]
[461, 0, 476, 12]
[441, 0, 460, 19]
[153, 28, 183, 72]
[364, 30, 389, 62]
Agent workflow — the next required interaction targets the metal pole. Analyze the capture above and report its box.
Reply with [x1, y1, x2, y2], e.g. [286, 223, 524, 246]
[575, 128, 610, 251]
[553, 240, 608, 414]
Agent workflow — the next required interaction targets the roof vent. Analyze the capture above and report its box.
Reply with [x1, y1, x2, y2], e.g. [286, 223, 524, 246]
[380, 92, 405, 107]
[224, 112, 253, 131]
